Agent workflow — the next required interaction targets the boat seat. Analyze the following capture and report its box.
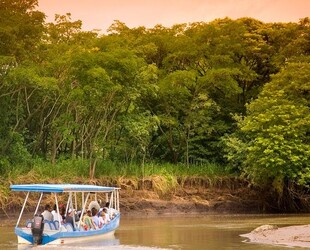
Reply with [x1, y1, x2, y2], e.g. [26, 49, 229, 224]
[44, 221, 52, 230]
[25, 220, 32, 228]
[63, 223, 74, 232]
[54, 220, 60, 230]
[43, 220, 58, 230]
[49, 222, 56, 230]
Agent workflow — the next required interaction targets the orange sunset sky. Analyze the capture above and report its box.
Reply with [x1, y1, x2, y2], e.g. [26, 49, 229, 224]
[38, 0, 309, 32]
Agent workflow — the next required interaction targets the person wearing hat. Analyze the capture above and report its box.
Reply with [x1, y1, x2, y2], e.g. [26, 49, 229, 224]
[65, 208, 76, 230]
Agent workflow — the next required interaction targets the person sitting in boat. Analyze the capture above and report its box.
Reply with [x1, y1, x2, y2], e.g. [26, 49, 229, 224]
[41, 204, 53, 221]
[60, 205, 66, 220]
[82, 209, 97, 230]
[80, 214, 88, 231]
[91, 207, 100, 228]
[98, 210, 107, 227]
[51, 204, 63, 224]
[102, 207, 111, 223]
[65, 209, 76, 230]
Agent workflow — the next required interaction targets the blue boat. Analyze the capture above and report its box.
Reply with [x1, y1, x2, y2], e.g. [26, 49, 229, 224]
[10, 184, 121, 245]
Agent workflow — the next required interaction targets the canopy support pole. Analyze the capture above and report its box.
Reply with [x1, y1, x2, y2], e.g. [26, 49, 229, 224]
[65, 192, 73, 214]
[54, 193, 62, 232]
[16, 192, 29, 227]
[34, 192, 44, 216]
[116, 190, 120, 211]
[77, 192, 90, 229]
[74, 192, 77, 210]
[109, 192, 114, 217]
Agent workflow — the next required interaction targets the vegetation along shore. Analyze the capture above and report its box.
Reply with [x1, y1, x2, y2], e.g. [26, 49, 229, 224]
[0, 0, 310, 216]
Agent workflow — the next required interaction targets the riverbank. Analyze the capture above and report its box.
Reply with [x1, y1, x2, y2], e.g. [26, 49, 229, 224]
[119, 181, 263, 216]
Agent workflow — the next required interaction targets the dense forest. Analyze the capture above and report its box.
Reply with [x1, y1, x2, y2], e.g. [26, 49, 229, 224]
[0, 0, 309, 210]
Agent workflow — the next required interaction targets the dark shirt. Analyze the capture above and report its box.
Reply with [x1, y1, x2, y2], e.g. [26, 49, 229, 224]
[65, 215, 75, 230]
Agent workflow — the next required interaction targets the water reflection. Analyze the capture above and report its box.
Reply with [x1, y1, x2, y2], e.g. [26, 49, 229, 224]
[2, 214, 310, 249]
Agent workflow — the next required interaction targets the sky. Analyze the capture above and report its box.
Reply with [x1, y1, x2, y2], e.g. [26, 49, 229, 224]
[37, 0, 310, 32]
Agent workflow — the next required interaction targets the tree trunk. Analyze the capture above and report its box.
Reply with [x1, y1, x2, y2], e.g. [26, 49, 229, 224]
[89, 156, 97, 179]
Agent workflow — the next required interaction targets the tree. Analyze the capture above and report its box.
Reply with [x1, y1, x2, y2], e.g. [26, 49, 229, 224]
[226, 57, 310, 210]
[0, 0, 45, 61]
[46, 13, 84, 44]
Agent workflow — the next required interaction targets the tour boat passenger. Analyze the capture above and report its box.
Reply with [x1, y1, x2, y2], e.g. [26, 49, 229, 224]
[91, 207, 100, 229]
[41, 204, 53, 221]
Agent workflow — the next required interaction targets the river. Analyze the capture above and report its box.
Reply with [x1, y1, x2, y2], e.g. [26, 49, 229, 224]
[1, 214, 310, 249]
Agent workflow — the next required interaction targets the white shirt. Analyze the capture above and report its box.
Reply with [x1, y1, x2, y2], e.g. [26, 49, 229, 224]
[99, 216, 106, 227]
[51, 210, 63, 223]
[104, 213, 110, 222]
[41, 210, 53, 221]
[92, 215, 100, 228]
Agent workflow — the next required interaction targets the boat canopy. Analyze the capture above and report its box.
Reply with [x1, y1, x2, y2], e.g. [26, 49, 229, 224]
[10, 184, 119, 193]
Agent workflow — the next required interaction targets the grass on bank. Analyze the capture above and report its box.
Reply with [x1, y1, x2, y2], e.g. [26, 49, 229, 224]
[2, 158, 232, 180]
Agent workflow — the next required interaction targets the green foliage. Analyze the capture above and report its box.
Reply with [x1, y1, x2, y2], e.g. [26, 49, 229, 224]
[0, 6, 309, 198]
[222, 133, 247, 171]
[0, 0, 45, 60]
[22, 158, 89, 180]
[0, 131, 32, 176]
[115, 161, 229, 178]
[226, 58, 310, 195]
[47, 13, 83, 44]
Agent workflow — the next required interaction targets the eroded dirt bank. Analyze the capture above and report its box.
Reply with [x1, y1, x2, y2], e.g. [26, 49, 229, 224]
[1, 177, 266, 216]
[118, 177, 264, 216]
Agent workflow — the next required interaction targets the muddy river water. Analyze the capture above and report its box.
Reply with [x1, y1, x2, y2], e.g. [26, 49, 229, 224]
[1, 214, 310, 249]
